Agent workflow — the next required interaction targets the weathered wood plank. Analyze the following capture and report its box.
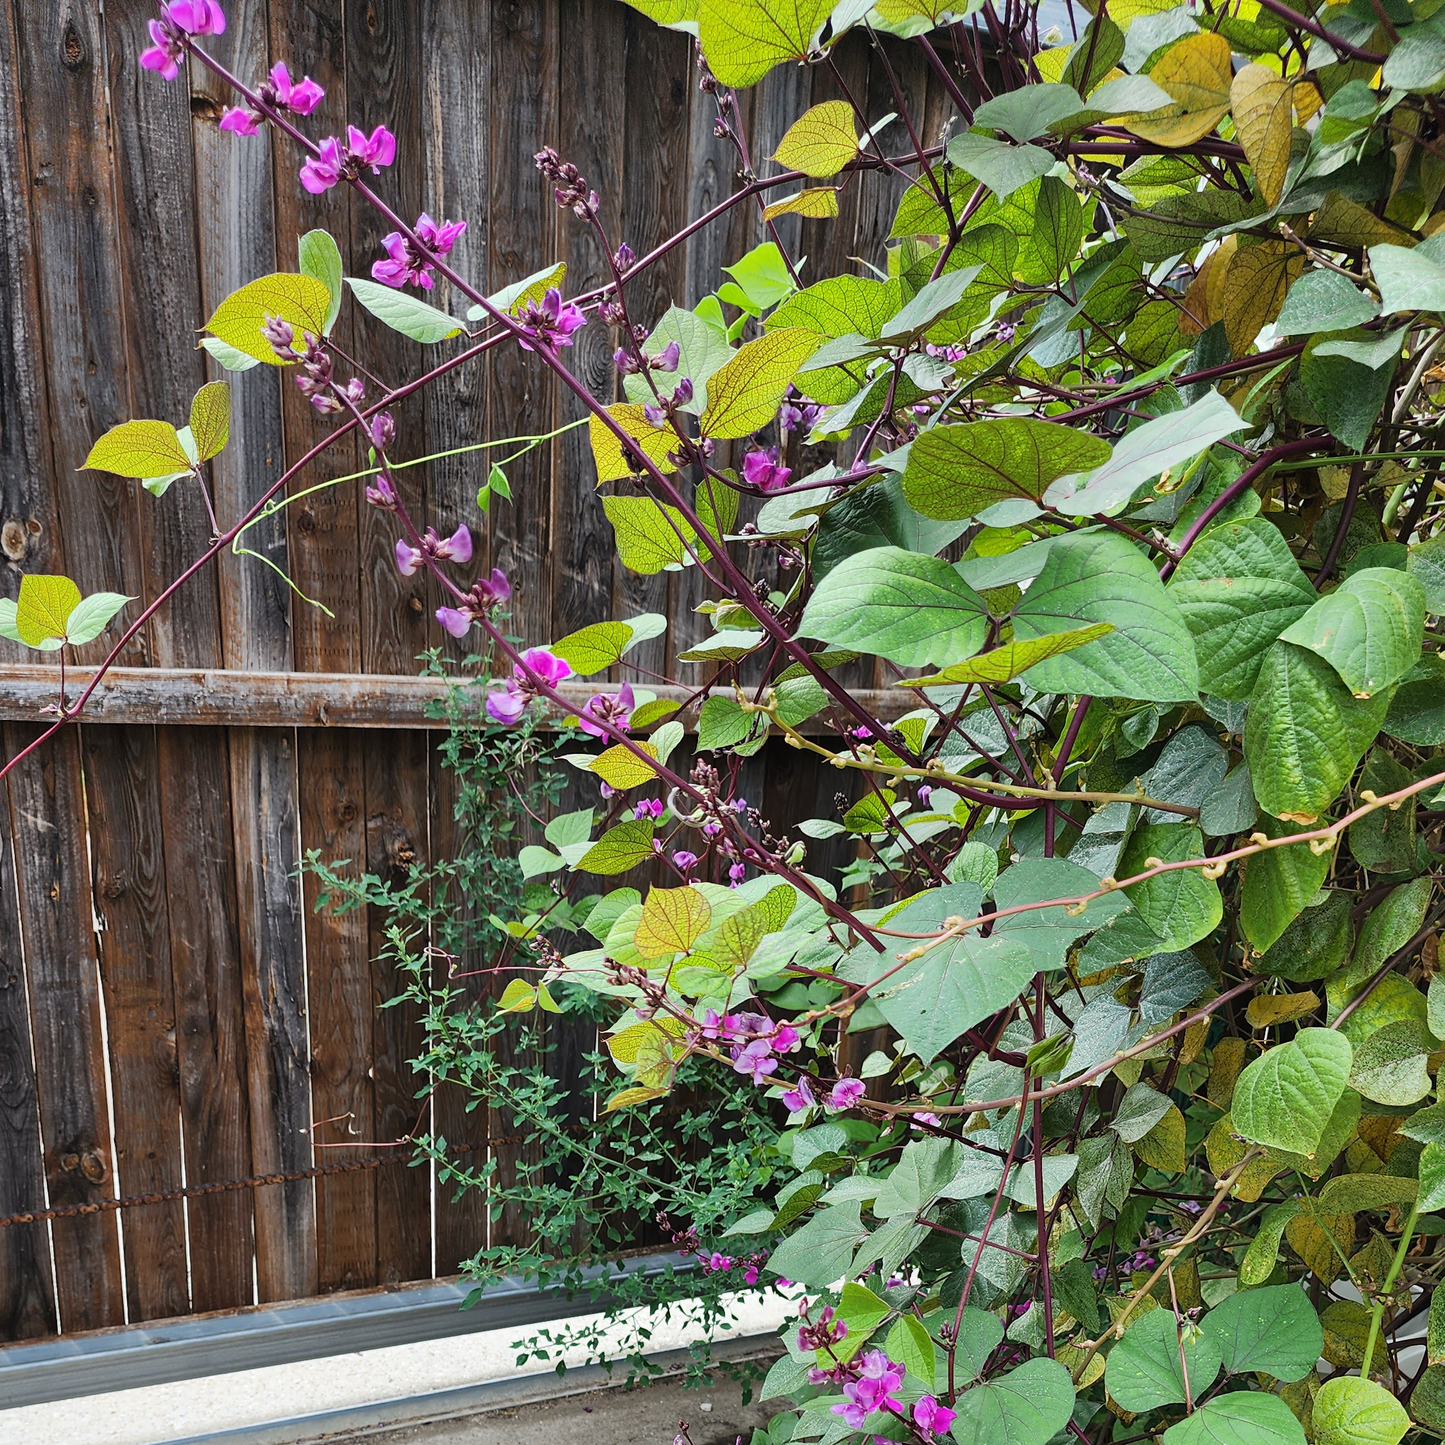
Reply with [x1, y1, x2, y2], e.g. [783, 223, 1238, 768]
[81, 724, 190, 1322]
[299, 729, 377, 1292]
[0, 778, 56, 1340]
[3, 724, 124, 1332]
[228, 726, 315, 1304]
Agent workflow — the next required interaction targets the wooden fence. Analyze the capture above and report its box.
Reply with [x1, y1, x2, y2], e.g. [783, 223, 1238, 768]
[0, 0, 949, 1341]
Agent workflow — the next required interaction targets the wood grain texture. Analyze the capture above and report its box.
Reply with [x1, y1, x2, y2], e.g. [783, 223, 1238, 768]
[3, 724, 124, 1332]
[0, 782, 57, 1340]
[82, 723, 190, 1322]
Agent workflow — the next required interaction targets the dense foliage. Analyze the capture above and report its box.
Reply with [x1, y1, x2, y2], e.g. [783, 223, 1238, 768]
[16, 0, 1445, 1441]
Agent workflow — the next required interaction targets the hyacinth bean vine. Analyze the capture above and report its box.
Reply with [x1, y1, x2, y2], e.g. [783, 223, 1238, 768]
[17, 0, 1445, 1440]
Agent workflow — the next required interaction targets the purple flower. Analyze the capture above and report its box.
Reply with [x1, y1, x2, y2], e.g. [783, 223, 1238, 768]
[779, 390, 823, 433]
[348, 122, 396, 170]
[397, 524, 474, 576]
[395, 539, 424, 576]
[912, 1111, 943, 1131]
[471, 568, 511, 611]
[299, 136, 345, 193]
[634, 798, 665, 821]
[732, 1039, 777, 1085]
[219, 106, 261, 135]
[654, 340, 680, 373]
[781, 1076, 816, 1113]
[643, 403, 666, 427]
[486, 647, 572, 724]
[372, 213, 467, 290]
[369, 411, 396, 451]
[166, 0, 225, 35]
[436, 524, 472, 563]
[139, 20, 185, 80]
[743, 1262, 760, 1285]
[260, 312, 295, 357]
[828, 1078, 867, 1111]
[266, 61, 324, 116]
[672, 849, 699, 876]
[772, 1025, 801, 1054]
[742, 447, 791, 492]
[614, 346, 640, 376]
[435, 606, 471, 639]
[831, 1351, 905, 1429]
[916, 784, 933, 806]
[516, 287, 586, 352]
[701, 1252, 733, 1273]
[914, 1396, 956, 1438]
[579, 682, 634, 738]
[365, 473, 398, 510]
[613, 242, 635, 271]
[728, 861, 746, 886]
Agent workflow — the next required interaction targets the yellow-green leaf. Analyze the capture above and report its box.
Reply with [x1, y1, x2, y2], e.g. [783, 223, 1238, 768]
[1246, 990, 1321, 1028]
[604, 1083, 671, 1112]
[900, 624, 1114, 686]
[83, 420, 193, 479]
[1120, 33, 1232, 148]
[635, 885, 713, 958]
[1222, 241, 1302, 357]
[699, 328, 822, 439]
[474, 261, 569, 320]
[601, 496, 695, 574]
[536, 983, 562, 1014]
[773, 101, 859, 178]
[15, 575, 82, 647]
[1230, 64, 1294, 208]
[1132, 1103, 1187, 1173]
[589, 403, 679, 484]
[497, 979, 537, 1012]
[607, 1016, 687, 1062]
[697, 0, 834, 89]
[588, 742, 660, 790]
[762, 187, 840, 221]
[189, 382, 231, 463]
[205, 273, 333, 365]
[576, 818, 657, 875]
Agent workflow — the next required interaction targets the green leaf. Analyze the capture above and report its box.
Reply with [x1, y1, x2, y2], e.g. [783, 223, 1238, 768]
[845, 930, 1036, 1063]
[696, 0, 834, 88]
[1200, 1283, 1322, 1381]
[991, 857, 1131, 971]
[14, 575, 82, 647]
[765, 1201, 867, 1287]
[696, 695, 765, 751]
[476, 261, 568, 319]
[575, 819, 656, 875]
[768, 274, 901, 343]
[879, 265, 983, 344]
[550, 614, 666, 675]
[902, 418, 1111, 523]
[83, 420, 193, 480]
[698, 327, 820, 439]
[298, 229, 344, 334]
[1348, 1018, 1434, 1106]
[1239, 816, 1333, 953]
[205, 272, 333, 365]
[1168, 519, 1317, 701]
[974, 84, 1084, 142]
[798, 545, 989, 668]
[1106, 1309, 1222, 1411]
[62, 591, 131, 647]
[949, 1357, 1076, 1445]
[1231, 1027, 1353, 1157]
[1240, 1200, 1303, 1287]
[0, 599, 19, 644]
[948, 132, 1056, 200]
[346, 277, 464, 344]
[1274, 268, 1379, 335]
[1423, 1141, 1445, 1212]
[623, 305, 732, 414]
[1313, 1376, 1410, 1445]
[1244, 641, 1390, 822]
[188, 382, 230, 463]
[1045, 392, 1247, 517]
[1317, 1173, 1418, 1214]
[903, 625, 1115, 686]
[1278, 567, 1426, 698]
[812, 474, 970, 581]
[200, 336, 261, 372]
[1299, 335, 1398, 452]
[1370, 239, 1445, 317]
[886, 1314, 936, 1387]
[1013, 532, 1199, 704]
[601, 496, 694, 574]
[1162, 1392, 1306, 1445]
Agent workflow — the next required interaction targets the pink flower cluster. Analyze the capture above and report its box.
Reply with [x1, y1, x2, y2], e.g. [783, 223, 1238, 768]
[516, 288, 587, 352]
[699, 1250, 765, 1285]
[742, 447, 790, 492]
[914, 1395, 957, 1438]
[373, 214, 468, 290]
[434, 568, 512, 639]
[395, 524, 472, 577]
[579, 682, 634, 738]
[780, 1075, 867, 1114]
[300, 125, 396, 193]
[700, 1011, 800, 1086]
[139, 1, 224, 80]
[830, 1350, 904, 1429]
[220, 63, 324, 135]
[485, 647, 572, 724]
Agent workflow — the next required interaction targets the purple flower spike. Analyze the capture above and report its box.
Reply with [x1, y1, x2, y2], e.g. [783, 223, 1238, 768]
[827, 1078, 867, 1111]
[219, 106, 261, 135]
[166, 0, 225, 35]
[742, 447, 790, 493]
[732, 1039, 776, 1085]
[435, 606, 471, 639]
[267, 62, 324, 116]
[578, 682, 634, 738]
[831, 1351, 905, 1429]
[516, 288, 586, 352]
[139, 20, 184, 80]
[299, 136, 345, 193]
[372, 213, 467, 290]
[395, 539, 423, 577]
[485, 647, 573, 725]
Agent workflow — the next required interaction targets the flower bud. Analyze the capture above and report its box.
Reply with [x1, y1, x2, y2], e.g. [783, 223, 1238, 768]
[369, 411, 395, 451]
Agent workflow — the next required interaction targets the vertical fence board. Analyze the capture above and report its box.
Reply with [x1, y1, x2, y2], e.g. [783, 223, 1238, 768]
[82, 724, 190, 1322]
[3, 726, 125, 1331]
[0, 788, 56, 1339]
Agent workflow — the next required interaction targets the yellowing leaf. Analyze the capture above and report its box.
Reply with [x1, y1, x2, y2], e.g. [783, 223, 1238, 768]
[1246, 990, 1321, 1028]
[1206, 1037, 1250, 1109]
[83, 420, 193, 480]
[589, 403, 679, 484]
[697, 0, 834, 89]
[1222, 241, 1303, 356]
[536, 983, 562, 1014]
[773, 101, 859, 178]
[635, 885, 712, 958]
[496, 979, 537, 1012]
[607, 1016, 687, 1063]
[205, 273, 333, 365]
[900, 624, 1114, 686]
[699, 328, 822, 439]
[604, 1083, 670, 1112]
[763, 187, 840, 221]
[1121, 33, 1233, 148]
[1133, 1103, 1187, 1173]
[189, 382, 231, 463]
[589, 742, 660, 790]
[601, 495, 695, 574]
[1231, 64, 1294, 207]
[1309, 191, 1415, 249]
[1285, 1209, 1354, 1283]
[15, 575, 82, 647]
[1205, 1113, 1280, 1201]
